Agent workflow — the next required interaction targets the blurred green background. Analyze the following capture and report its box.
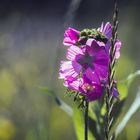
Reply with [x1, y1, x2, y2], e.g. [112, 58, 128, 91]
[0, 0, 140, 140]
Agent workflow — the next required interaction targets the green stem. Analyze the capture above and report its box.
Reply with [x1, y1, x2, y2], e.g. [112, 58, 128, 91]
[84, 101, 89, 140]
[105, 2, 118, 140]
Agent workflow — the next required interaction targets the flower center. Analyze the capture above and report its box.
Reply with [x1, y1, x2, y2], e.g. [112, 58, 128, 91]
[77, 53, 95, 70]
[83, 83, 94, 92]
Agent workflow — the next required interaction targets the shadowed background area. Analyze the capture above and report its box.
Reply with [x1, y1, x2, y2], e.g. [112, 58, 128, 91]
[0, 0, 140, 140]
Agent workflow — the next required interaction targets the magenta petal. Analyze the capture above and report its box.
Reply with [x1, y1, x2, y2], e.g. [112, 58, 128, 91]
[63, 27, 80, 46]
[115, 40, 122, 59]
[104, 41, 111, 55]
[112, 87, 119, 98]
[66, 45, 83, 61]
[72, 60, 82, 74]
[84, 68, 100, 84]
[85, 39, 106, 58]
[80, 81, 103, 101]
[97, 41, 106, 47]
[86, 39, 101, 52]
[97, 22, 104, 32]
[76, 76, 103, 101]
[59, 61, 78, 79]
[103, 22, 112, 39]
[93, 49, 109, 80]
[63, 37, 75, 46]
[94, 60, 109, 80]
[64, 78, 82, 91]
[86, 39, 98, 47]
[94, 64, 108, 80]
[86, 84, 103, 101]
[94, 49, 109, 66]
[64, 27, 80, 38]
[98, 22, 112, 39]
[86, 38, 105, 48]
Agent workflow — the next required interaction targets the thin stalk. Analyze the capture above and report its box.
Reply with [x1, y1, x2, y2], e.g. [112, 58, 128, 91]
[105, 2, 118, 140]
[84, 101, 89, 140]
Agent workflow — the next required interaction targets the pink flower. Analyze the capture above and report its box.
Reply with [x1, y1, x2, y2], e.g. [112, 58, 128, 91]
[63, 27, 80, 46]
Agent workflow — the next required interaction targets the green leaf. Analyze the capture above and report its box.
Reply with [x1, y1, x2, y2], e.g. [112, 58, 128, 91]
[90, 101, 105, 139]
[117, 70, 140, 100]
[39, 86, 73, 116]
[38, 86, 54, 97]
[115, 88, 140, 137]
[54, 96, 73, 116]
[88, 103, 97, 121]
[113, 99, 125, 120]
[73, 108, 95, 140]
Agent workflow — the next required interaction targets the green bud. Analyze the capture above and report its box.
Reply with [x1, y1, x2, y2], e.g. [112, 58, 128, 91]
[80, 28, 108, 43]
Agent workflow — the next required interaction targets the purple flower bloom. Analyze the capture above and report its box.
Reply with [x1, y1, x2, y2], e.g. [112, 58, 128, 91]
[98, 22, 122, 59]
[80, 74, 103, 101]
[64, 75, 103, 101]
[60, 24, 121, 102]
[98, 22, 112, 39]
[62, 39, 109, 81]
[59, 38, 109, 101]
[63, 27, 80, 46]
